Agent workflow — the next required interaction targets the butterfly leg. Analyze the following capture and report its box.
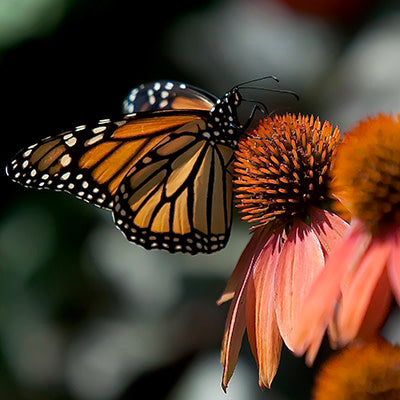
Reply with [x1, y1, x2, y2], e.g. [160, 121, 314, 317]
[241, 101, 269, 131]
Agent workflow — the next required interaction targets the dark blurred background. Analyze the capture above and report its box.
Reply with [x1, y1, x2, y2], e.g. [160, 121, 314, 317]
[1, 0, 400, 399]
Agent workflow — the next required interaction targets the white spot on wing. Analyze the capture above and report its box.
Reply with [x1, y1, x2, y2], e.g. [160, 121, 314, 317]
[159, 100, 168, 108]
[93, 126, 107, 134]
[61, 172, 71, 180]
[60, 154, 72, 167]
[66, 137, 77, 147]
[114, 120, 126, 127]
[85, 134, 104, 146]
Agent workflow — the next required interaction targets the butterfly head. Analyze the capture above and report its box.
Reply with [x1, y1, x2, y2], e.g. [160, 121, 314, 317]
[223, 86, 242, 107]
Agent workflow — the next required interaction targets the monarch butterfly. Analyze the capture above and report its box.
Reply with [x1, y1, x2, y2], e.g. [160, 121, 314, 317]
[6, 78, 279, 254]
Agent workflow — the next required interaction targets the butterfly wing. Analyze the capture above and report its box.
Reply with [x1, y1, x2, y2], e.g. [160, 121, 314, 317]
[122, 81, 217, 114]
[6, 112, 208, 211]
[7, 81, 238, 254]
[112, 119, 234, 254]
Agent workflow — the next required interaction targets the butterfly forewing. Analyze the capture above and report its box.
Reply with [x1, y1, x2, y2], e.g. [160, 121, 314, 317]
[123, 81, 217, 114]
[6, 120, 121, 209]
[6, 112, 208, 211]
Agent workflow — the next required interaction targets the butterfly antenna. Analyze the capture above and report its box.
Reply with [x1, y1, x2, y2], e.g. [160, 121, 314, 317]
[235, 75, 280, 88]
[240, 86, 300, 101]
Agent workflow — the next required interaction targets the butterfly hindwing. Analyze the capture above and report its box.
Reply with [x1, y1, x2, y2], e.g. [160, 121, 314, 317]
[112, 123, 234, 254]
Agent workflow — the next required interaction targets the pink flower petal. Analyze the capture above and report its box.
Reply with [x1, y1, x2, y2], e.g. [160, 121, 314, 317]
[274, 220, 325, 352]
[246, 231, 283, 388]
[217, 227, 267, 305]
[309, 207, 349, 255]
[220, 227, 272, 391]
[338, 235, 392, 345]
[357, 268, 392, 341]
[293, 220, 371, 358]
[387, 224, 400, 305]
[304, 330, 324, 367]
[245, 273, 258, 367]
[220, 261, 252, 392]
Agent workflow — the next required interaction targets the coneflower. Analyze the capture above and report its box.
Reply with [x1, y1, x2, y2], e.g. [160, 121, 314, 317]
[218, 113, 347, 390]
[295, 113, 400, 359]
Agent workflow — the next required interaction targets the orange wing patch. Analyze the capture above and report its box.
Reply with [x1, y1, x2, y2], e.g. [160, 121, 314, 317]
[151, 203, 171, 233]
[75, 114, 203, 195]
[38, 144, 67, 173]
[30, 138, 62, 165]
[192, 146, 213, 233]
[173, 189, 190, 234]
[112, 114, 202, 138]
[171, 96, 214, 111]
[166, 141, 205, 197]
[79, 142, 119, 169]
[129, 170, 167, 213]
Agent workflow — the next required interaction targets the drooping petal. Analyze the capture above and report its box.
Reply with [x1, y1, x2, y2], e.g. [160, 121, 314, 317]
[309, 207, 349, 255]
[293, 220, 371, 358]
[246, 231, 283, 389]
[357, 268, 392, 341]
[244, 267, 258, 366]
[387, 224, 400, 305]
[326, 319, 340, 350]
[217, 227, 268, 305]
[274, 220, 325, 352]
[220, 227, 272, 391]
[304, 330, 325, 367]
[220, 261, 253, 392]
[338, 235, 392, 345]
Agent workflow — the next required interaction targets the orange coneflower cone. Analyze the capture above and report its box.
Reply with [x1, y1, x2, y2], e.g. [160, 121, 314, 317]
[312, 336, 400, 400]
[218, 114, 348, 390]
[294, 114, 400, 362]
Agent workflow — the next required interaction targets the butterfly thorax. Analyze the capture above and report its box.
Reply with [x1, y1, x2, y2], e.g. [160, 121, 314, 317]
[205, 89, 242, 148]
